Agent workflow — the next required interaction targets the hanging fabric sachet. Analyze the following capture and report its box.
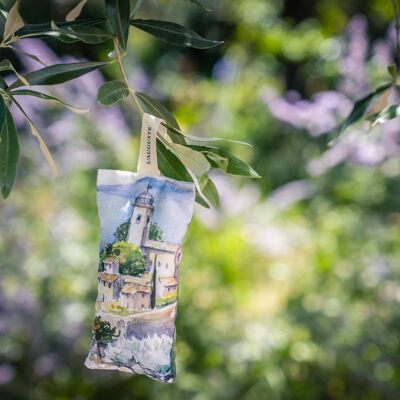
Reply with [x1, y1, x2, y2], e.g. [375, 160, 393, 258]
[84, 113, 196, 383]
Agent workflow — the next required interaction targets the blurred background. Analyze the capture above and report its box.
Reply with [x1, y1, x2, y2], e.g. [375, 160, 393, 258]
[2, 0, 400, 399]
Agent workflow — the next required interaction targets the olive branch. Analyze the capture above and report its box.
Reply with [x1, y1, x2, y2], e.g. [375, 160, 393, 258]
[0, 0, 260, 207]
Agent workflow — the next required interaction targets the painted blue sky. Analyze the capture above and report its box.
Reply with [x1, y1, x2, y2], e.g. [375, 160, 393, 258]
[97, 176, 195, 248]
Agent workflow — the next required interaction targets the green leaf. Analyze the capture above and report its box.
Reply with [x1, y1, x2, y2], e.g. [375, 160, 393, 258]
[135, 91, 186, 145]
[3, 0, 24, 40]
[198, 174, 219, 208]
[204, 151, 228, 170]
[65, 0, 88, 22]
[16, 17, 105, 37]
[0, 96, 6, 135]
[157, 139, 209, 208]
[106, 0, 130, 51]
[161, 139, 210, 176]
[0, 76, 7, 89]
[0, 59, 16, 73]
[9, 61, 108, 89]
[130, 19, 222, 49]
[0, 100, 19, 198]
[164, 123, 252, 147]
[58, 25, 113, 44]
[0, 59, 29, 85]
[189, 145, 261, 178]
[0, 1, 7, 13]
[11, 97, 57, 175]
[10, 89, 89, 113]
[9, 45, 46, 66]
[135, 92, 179, 129]
[333, 83, 392, 140]
[46, 22, 81, 43]
[367, 104, 400, 127]
[157, 139, 192, 182]
[194, 192, 210, 208]
[97, 80, 129, 106]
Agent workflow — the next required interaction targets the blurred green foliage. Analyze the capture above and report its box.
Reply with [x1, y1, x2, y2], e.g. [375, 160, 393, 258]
[1, 0, 400, 399]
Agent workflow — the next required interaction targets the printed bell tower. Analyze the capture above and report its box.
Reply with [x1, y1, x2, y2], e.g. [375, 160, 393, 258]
[127, 183, 154, 247]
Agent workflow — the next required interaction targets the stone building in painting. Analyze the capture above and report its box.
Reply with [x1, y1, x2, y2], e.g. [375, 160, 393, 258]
[97, 184, 182, 313]
[120, 275, 152, 311]
[127, 184, 182, 308]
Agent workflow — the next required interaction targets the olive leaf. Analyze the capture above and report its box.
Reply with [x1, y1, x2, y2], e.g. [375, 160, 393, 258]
[135, 91, 179, 129]
[365, 87, 391, 118]
[106, 0, 130, 50]
[165, 122, 252, 147]
[189, 144, 261, 178]
[185, 168, 213, 207]
[157, 139, 192, 182]
[135, 91, 186, 145]
[130, 19, 223, 49]
[46, 22, 81, 43]
[367, 104, 400, 127]
[8, 45, 46, 66]
[65, 0, 88, 22]
[9, 61, 108, 89]
[0, 99, 19, 198]
[97, 80, 129, 106]
[12, 98, 57, 175]
[157, 139, 209, 208]
[161, 138, 211, 176]
[0, 59, 29, 86]
[203, 151, 228, 170]
[3, 0, 24, 41]
[332, 82, 392, 142]
[0, 76, 7, 89]
[10, 89, 89, 113]
[198, 174, 219, 208]
[58, 25, 113, 44]
[0, 1, 7, 14]
[16, 17, 105, 37]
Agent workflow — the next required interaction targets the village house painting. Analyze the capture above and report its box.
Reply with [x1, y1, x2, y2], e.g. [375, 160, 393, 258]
[85, 171, 195, 382]
[96, 183, 182, 314]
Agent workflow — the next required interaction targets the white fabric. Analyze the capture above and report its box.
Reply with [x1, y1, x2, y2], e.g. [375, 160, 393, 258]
[137, 113, 165, 177]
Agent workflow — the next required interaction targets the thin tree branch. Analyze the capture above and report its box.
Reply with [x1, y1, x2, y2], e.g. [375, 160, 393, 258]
[113, 36, 144, 114]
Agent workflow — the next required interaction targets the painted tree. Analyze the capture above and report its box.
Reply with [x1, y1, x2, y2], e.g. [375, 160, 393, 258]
[149, 223, 163, 241]
[92, 316, 120, 359]
[114, 220, 130, 242]
[111, 241, 147, 276]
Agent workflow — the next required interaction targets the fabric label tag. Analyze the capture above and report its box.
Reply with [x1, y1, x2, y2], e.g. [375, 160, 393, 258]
[137, 113, 163, 177]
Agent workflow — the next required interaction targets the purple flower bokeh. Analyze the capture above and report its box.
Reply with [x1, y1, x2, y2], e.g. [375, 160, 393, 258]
[263, 16, 400, 174]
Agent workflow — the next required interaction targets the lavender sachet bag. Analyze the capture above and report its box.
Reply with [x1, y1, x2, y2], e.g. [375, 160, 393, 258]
[85, 114, 195, 383]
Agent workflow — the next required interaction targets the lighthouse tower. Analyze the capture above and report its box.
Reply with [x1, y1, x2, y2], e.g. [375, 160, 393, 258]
[127, 183, 154, 247]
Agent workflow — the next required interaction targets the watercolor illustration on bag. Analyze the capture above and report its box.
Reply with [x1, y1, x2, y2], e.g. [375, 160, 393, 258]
[85, 170, 195, 382]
